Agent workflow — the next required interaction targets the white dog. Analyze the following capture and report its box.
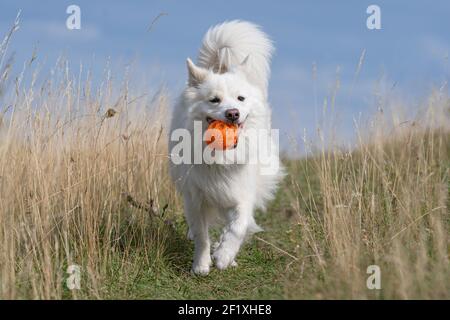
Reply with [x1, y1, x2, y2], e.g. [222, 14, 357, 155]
[169, 20, 284, 275]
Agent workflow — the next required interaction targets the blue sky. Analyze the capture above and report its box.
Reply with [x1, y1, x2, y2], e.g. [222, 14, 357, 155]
[1, 0, 449, 148]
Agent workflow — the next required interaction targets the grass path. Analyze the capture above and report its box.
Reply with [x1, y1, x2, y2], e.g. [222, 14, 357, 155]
[99, 185, 296, 300]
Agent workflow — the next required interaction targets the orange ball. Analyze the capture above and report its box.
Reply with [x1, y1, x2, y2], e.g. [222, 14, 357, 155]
[205, 120, 239, 150]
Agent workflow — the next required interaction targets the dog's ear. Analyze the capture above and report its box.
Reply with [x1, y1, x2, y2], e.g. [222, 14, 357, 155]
[186, 58, 207, 87]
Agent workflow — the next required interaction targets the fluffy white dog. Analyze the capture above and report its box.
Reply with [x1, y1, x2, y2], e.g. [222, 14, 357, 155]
[169, 20, 284, 275]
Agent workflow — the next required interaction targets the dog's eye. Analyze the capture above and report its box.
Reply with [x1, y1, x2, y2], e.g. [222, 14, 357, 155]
[237, 96, 245, 102]
[209, 97, 221, 104]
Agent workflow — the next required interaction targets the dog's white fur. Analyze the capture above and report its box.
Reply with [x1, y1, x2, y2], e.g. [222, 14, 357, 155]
[169, 21, 284, 275]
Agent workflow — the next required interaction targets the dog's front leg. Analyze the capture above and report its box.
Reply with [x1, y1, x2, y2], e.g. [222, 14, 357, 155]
[184, 195, 211, 275]
[213, 202, 252, 270]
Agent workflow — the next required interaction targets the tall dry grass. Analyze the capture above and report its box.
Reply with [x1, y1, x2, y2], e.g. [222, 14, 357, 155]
[0, 18, 178, 299]
[286, 90, 450, 299]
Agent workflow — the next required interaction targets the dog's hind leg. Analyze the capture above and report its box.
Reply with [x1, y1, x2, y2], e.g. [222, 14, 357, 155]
[184, 194, 212, 275]
[213, 202, 253, 270]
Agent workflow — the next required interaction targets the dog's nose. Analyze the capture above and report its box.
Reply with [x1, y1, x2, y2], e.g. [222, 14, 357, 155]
[225, 108, 240, 122]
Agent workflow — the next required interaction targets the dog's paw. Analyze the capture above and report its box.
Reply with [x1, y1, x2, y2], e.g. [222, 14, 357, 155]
[191, 263, 210, 276]
[213, 248, 235, 270]
[191, 255, 212, 276]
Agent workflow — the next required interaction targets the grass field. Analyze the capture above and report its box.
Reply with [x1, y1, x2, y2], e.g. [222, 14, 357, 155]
[1, 21, 449, 299]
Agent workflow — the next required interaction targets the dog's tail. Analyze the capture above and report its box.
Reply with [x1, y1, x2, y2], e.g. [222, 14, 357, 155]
[198, 20, 274, 98]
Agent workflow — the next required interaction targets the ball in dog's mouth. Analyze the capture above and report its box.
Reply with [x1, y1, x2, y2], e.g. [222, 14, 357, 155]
[205, 119, 240, 150]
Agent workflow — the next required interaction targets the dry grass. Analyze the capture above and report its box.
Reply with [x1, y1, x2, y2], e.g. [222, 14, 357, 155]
[285, 92, 450, 299]
[0, 19, 181, 298]
[0, 71, 180, 298]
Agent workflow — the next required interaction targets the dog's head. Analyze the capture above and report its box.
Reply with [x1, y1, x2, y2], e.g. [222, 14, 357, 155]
[183, 57, 265, 130]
